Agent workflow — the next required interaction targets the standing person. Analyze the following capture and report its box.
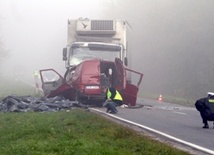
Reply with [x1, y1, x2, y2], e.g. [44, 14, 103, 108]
[195, 92, 214, 128]
[33, 70, 40, 94]
[103, 86, 123, 114]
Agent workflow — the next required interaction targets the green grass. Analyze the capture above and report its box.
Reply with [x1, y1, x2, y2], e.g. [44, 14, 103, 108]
[0, 109, 190, 155]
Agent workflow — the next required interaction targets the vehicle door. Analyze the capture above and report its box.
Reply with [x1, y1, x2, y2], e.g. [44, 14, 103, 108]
[122, 68, 144, 106]
[39, 69, 64, 96]
[115, 58, 126, 90]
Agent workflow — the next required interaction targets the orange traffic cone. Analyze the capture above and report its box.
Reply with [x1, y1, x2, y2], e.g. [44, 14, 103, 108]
[158, 94, 162, 102]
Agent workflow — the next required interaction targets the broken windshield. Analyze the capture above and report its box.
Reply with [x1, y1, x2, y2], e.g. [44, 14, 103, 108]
[69, 46, 121, 66]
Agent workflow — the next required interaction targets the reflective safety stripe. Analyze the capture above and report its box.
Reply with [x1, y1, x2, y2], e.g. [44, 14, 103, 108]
[114, 90, 123, 101]
[34, 70, 39, 76]
[107, 89, 123, 101]
[208, 99, 214, 103]
[107, 89, 111, 99]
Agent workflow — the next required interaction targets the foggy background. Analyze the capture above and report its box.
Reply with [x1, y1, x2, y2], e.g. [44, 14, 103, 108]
[1, 0, 214, 101]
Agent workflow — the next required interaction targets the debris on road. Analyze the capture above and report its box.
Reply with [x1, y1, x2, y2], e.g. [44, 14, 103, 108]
[0, 95, 85, 112]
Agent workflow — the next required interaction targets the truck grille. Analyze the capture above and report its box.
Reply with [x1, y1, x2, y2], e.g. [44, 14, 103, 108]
[91, 20, 114, 31]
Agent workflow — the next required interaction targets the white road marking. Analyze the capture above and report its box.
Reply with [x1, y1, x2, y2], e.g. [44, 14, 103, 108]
[155, 106, 195, 111]
[172, 111, 187, 115]
[90, 108, 214, 155]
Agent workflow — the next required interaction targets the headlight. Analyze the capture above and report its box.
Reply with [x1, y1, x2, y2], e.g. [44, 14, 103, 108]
[85, 86, 100, 89]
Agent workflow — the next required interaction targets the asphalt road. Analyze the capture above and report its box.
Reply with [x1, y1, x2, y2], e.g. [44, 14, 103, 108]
[91, 98, 214, 155]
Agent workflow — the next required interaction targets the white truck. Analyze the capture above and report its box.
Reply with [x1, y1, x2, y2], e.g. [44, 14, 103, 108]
[62, 18, 132, 82]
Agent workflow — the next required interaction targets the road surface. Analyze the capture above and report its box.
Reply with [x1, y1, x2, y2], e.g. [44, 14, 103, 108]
[91, 98, 214, 155]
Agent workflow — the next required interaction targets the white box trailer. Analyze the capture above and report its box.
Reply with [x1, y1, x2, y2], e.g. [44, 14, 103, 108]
[63, 18, 131, 82]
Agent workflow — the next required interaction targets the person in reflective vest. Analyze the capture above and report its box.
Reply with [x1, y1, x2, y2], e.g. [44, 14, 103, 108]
[33, 70, 40, 82]
[103, 86, 123, 114]
[195, 92, 214, 128]
[33, 70, 40, 94]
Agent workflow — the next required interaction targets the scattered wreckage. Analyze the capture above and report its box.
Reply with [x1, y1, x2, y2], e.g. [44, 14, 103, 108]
[0, 95, 84, 113]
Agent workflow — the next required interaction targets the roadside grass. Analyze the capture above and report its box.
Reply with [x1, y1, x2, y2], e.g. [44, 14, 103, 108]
[0, 109, 190, 155]
[0, 77, 191, 154]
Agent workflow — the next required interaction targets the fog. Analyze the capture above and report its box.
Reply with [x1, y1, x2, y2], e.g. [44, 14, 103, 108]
[1, 0, 214, 100]
[0, 0, 104, 75]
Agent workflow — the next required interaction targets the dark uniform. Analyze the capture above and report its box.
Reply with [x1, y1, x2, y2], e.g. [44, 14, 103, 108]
[103, 87, 123, 114]
[195, 92, 214, 128]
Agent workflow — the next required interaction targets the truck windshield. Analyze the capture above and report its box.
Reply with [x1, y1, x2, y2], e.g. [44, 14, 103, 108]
[69, 46, 121, 66]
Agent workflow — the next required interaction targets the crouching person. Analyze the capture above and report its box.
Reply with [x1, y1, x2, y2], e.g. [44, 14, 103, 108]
[195, 92, 214, 129]
[103, 86, 123, 114]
